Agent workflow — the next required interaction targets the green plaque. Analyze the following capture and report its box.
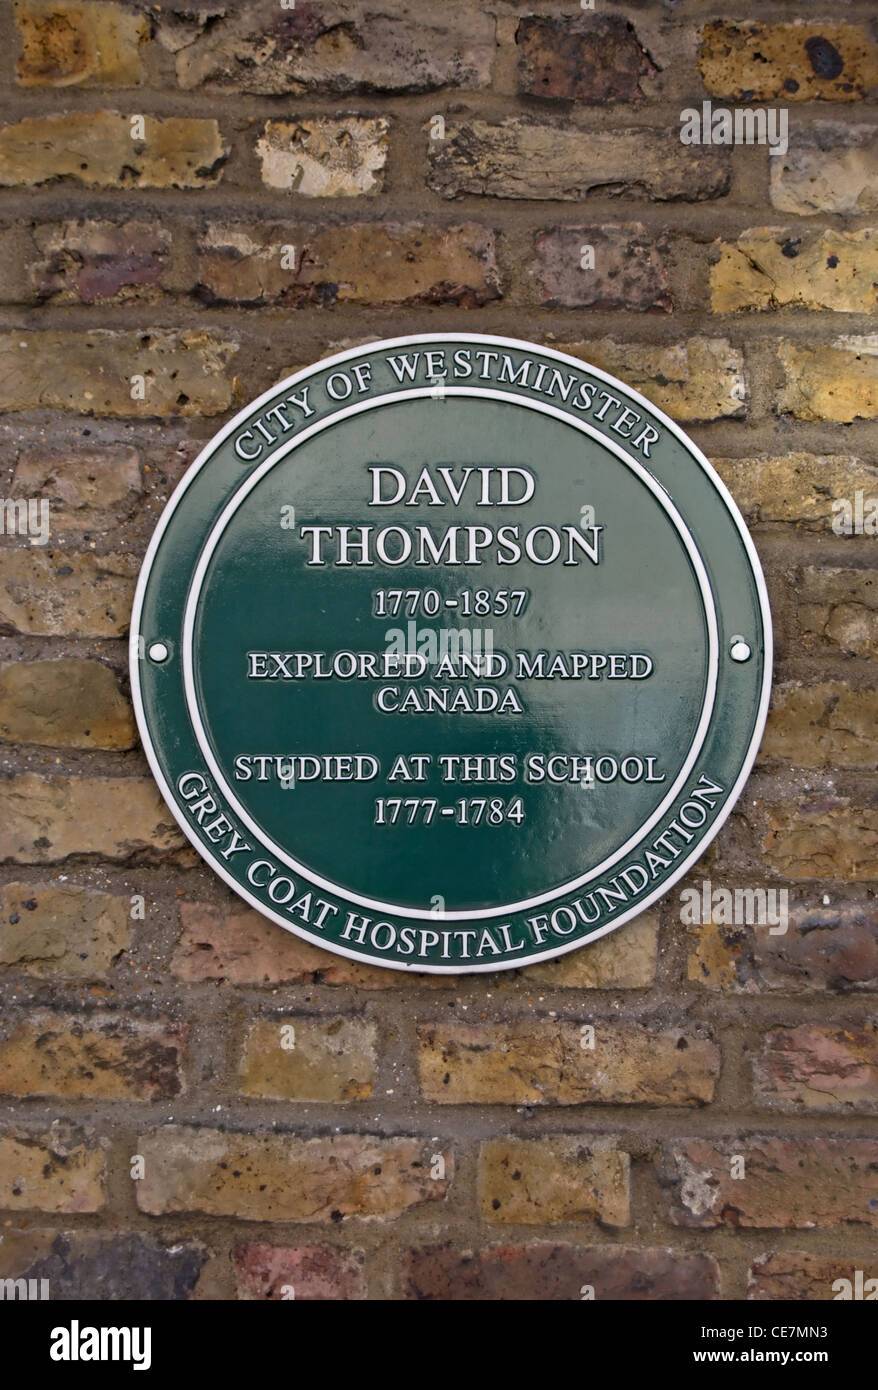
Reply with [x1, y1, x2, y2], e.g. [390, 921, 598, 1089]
[131, 335, 771, 973]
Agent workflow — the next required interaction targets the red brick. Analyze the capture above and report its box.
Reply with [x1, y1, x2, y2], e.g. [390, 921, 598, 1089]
[663, 1137, 878, 1228]
[197, 222, 500, 308]
[532, 224, 671, 311]
[753, 1024, 878, 1112]
[688, 900, 878, 995]
[173, 900, 454, 989]
[749, 1251, 878, 1300]
[233, 1244, 365, 1300]
[404, 1243, 719, 1300]
[516, 16, 657, 103]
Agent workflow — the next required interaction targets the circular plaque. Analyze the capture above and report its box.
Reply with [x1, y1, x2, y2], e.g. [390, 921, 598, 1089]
[131, 335, 771, 973]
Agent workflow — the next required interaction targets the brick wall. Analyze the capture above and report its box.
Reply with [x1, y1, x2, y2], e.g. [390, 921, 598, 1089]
[0, 0, 876, 1302]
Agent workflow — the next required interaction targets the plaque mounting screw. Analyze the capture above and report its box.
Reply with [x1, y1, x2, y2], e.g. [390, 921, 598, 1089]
[729, 636, 751, 662]
[148, 641, 170, 663]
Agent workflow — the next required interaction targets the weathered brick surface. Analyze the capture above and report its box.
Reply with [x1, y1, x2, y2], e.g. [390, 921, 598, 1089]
[0, 550, 138, 636]
[20, 221, 179, 305]
[763, 801, 878, 881]
[794, 566, 878, 658]
[748, 1251, 875, 1301]
[0, 218, 201, 308]
[770, 123, 878, 216]
[0, 774, 185, 862]
[533, 225, 670, 312]
[9, 445, 142, 520]
[663, 1138, 878, 1228]
[556, 339, 746, 421]
[714, 455, 878, 529]
[239, 1017, 377, 1101]
[404, 1244, 719, 1301]
[688, 901, 878, 995]
[0, 113, 227, 187]
[0, 1011, 186, 1100]
[428, 121, 730, 203]
[699, 22, 878, 102]
[173, 900, 454, 988]
[136, 1128, 451, 1221]
[233, 1244, 365, 1300]
[516, 16, 658, 104]
[0, 1229, 205, 1299]
[712, 229, 878, 314]
[753, 1023, 878, 1112]
[197, 222, 500, 308]
[478, 1138, 630, 1227]
[0, 658, 135, 748]
[418, 1022, 719, 1106]
[520, 911, 658, 989]
[255, 119, 390, 196]
[0, 330, 238, 416]
[0, 1127, 105, 1212]
[776, 337, 878, 423]
[15, 1, 149, 88]
[164, 1, 496, 95]
[762, 682, 878, 769]
[0, 881, 131, 977]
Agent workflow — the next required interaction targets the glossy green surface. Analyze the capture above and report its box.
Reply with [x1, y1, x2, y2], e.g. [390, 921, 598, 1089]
[131, 336, 770, 972]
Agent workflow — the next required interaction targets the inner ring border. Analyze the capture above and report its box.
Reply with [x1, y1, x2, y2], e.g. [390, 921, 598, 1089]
[181, 386, 720, 921]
